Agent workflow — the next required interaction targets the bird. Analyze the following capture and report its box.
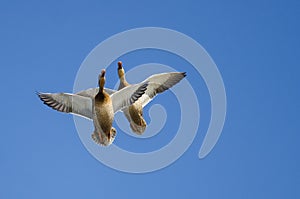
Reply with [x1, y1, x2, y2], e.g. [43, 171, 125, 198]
[37, 69, 148, 146]
[117, 61, 186, 134]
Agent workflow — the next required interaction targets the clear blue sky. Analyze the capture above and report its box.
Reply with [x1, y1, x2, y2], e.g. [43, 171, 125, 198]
[0, 0, 299, 198]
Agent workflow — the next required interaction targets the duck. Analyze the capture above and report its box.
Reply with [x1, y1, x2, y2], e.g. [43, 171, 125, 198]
[37, 69, 148, 146]
[117, 61, 186, 134]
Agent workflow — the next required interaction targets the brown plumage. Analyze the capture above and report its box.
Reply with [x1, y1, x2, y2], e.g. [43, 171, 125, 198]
[94, 69, 114, 142]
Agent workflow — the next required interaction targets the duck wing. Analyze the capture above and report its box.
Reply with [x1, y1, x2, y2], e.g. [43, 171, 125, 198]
[138, 72, 186, 107]
[37, 92, 93, 120]
[111, 82, 148, 113]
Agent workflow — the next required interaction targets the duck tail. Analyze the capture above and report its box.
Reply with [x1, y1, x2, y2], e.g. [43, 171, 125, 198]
[91, 132, 101, 145]
[130, 121, 146, 135]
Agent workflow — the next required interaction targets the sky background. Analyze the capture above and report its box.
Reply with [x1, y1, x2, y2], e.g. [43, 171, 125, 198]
[0, 0, 299, 198]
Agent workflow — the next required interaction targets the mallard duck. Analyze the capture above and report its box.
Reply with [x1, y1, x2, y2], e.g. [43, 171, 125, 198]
[37, 69, 148, 146]
[117, 61, 186, 134]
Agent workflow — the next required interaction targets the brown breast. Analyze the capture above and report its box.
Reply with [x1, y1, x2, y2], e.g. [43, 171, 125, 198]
[95, 92, 114, 134]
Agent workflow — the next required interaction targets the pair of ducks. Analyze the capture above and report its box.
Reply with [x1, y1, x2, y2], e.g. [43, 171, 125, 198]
[38, 62, 186, 146]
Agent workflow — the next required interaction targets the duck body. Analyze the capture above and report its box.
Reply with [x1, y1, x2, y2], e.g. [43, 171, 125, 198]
[91, 88, 114, 145]
[125, 100, 146, 134]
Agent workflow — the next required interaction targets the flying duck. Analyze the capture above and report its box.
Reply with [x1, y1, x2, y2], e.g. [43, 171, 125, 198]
[37, 69, 148, 146]
[117, 61, 186, 134]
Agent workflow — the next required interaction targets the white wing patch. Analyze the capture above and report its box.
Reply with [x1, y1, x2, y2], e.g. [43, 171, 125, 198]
[111, 82, 148, 113]
[139, 72, 186, 107]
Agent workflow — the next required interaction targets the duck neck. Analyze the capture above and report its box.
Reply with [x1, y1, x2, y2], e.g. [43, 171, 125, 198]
[118, 69, 129, 86]
[120, 75, 128, 85]
[96, 78, 105, 100]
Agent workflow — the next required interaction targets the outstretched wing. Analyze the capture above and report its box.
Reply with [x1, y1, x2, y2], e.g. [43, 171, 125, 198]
[111, 83, 148, 113]
[37, 92, 93, 120]
[139, 72, 186, 107]
[76, 88, 116, 98]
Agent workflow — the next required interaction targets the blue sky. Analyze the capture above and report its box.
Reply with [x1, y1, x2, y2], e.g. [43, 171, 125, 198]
[0, 0, 299, 198]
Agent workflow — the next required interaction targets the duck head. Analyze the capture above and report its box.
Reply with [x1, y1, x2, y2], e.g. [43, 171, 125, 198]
[92, 127, 117, 146]
[117, 61, 125, 78]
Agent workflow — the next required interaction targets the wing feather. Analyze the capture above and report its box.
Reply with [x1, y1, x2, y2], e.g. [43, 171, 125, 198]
[111, 83, 148, 113]
[139, 72, 186, 107]
[37, 92, 93, 120]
